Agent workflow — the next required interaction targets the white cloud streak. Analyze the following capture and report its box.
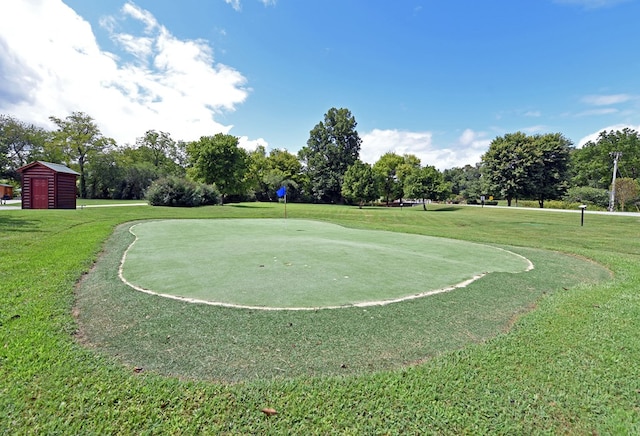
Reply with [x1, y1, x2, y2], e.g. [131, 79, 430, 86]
[577, 123, 640, 147]
[361, 128, 490, 170]
[224, 0, 242, 12]
[0, 0, 249, 145]
[225, 0, 277, 10]
[582, 93, 633, 106]
[554, 0, 631, 9]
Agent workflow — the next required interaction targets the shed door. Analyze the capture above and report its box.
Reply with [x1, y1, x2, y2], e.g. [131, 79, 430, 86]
[32, 178, 49, 209]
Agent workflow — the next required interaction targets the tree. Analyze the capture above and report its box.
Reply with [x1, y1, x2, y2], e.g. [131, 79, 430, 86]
[341, 160, 379, 208]
[85, 150, 123, 199]
[526, 133, 572, 208]
[299, 107, 361, 203]
[482, 132, 572, 208]
[571, 128, 640, 189]
[245, 147, 303, 201]
[404, 165, 449, 210]
[481, 132, 532, 206]
[614, 177, 639, 211]
[373, 152, 404, 206]
[186, 133, 248, 204]
[443, 164, 484, 201]
[245, 146, 271, 201]
[0, 114, 48, 179]
[135, 130, 184, 176]
[49, 112, 114, 198]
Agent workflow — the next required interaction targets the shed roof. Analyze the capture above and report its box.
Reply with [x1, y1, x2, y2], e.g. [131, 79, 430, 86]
[18, 161, 80, 175]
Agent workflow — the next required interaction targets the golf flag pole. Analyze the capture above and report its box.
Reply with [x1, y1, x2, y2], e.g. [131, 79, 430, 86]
[276, 186, 287, 219]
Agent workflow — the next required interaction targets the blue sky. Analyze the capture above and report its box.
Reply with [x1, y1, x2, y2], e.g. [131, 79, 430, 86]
[1, 0, 639, 169]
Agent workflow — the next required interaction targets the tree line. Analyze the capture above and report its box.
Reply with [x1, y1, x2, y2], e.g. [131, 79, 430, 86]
[1, 109, 639, 210]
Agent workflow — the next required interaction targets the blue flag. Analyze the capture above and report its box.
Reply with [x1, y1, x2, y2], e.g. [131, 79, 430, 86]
[276, 186, 286, 198]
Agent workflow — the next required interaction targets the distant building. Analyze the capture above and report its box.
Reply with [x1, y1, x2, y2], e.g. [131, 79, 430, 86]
[0, 183, 13, 202]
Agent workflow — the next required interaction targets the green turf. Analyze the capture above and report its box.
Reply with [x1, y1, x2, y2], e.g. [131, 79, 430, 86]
[75, 216, 610, 382]
[3, 202, 639, 434]
[121, 218, 531, 308]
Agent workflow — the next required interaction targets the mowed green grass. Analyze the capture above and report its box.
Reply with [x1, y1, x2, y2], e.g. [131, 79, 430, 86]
[122, 218, 530, 308]
[2, 202, 640, 434]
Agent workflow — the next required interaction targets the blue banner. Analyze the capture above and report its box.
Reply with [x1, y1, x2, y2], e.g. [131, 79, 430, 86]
[276, 186, 286, 198]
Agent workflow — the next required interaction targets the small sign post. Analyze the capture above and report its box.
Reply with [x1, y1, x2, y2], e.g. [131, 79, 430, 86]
[579, 205, 587, 226]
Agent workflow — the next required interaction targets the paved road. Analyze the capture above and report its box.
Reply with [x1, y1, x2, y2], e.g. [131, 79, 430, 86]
[0, 199, 148, 210]
[465, 203, 640, 217]
[1, 199, 638, 217]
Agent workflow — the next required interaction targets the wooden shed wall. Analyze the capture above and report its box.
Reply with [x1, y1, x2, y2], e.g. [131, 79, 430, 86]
[0, 185, 13, 198]
[55, 173, 77, 209]
[21, 166, 55, 209]
[21, 165, 77, 209]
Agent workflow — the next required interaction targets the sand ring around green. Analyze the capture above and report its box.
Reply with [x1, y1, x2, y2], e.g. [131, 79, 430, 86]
[119, 219, 533, 310]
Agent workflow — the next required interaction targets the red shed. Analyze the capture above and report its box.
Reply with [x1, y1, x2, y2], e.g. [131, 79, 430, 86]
[18, 161, 79, 209]
[0, 183, 13, 199]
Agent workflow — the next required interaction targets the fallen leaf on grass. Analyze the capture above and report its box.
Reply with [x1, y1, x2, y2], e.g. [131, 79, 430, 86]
[261, 407, 278, 417]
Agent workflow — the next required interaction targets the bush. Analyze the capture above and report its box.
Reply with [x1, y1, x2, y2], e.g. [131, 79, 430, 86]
[563, 186, 609, 209]
[145, 176, 220, 207]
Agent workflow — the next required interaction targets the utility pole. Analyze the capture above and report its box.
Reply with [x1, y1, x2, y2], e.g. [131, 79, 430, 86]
[608, 151, 622, 212]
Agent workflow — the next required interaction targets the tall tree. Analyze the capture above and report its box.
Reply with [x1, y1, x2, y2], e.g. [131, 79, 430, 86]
[0, 114, 48, 179]
[571, 128, 640, 189]
[246, 147, 303, 201]
[299, 107, 361, 203]
[341, 160, 379, 208]
[373, 152, 404, 206]
[443, 164, 484, 201]
[404, 165, 449, 210]
[135, 130, 183, 175]
[526, 133, 572, 208]
[614, 178, 639, 211]
[481, 132, 532, 206]
[186, 133, 248, 204]
[49, 112, 114, 198]
[245, 145, 271, 201]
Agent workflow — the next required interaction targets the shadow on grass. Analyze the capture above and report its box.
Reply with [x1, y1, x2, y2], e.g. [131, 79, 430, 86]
[0, 215, 42, 232]
[426, 206, 463, 212]
[228, 204, 273, 208]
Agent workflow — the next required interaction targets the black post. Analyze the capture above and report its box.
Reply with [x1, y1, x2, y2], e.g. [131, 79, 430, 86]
[579, 205, 586, 226]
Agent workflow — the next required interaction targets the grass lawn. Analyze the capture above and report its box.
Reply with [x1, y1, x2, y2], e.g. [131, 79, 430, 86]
[2, 202, 640, 434]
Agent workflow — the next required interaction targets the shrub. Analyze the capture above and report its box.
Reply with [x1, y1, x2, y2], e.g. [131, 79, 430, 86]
[563, 186, 609, 209]
[145, 176, 220, 207]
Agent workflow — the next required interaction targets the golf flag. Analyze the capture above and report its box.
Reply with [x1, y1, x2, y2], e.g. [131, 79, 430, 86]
[276, 186, 286, 198]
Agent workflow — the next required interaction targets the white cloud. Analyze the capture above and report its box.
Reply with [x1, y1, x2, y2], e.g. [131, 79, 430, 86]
[225, 0, 277, 10]
[122, 2, 158, 32]
[360, 128, 489, 170]
[577, 123, 640, 147]
[575, 108, 619, 117]
[225, 0, 242, 11]
[582, 93, 633, 106]
[522, 125, 547, 134]
[0, 0, 249, 145]
[554, 0, 631, 9]
[237, 136, 268, 152]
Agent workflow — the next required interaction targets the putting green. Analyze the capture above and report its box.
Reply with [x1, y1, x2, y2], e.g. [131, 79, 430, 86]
[120, 219, 532, 309]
